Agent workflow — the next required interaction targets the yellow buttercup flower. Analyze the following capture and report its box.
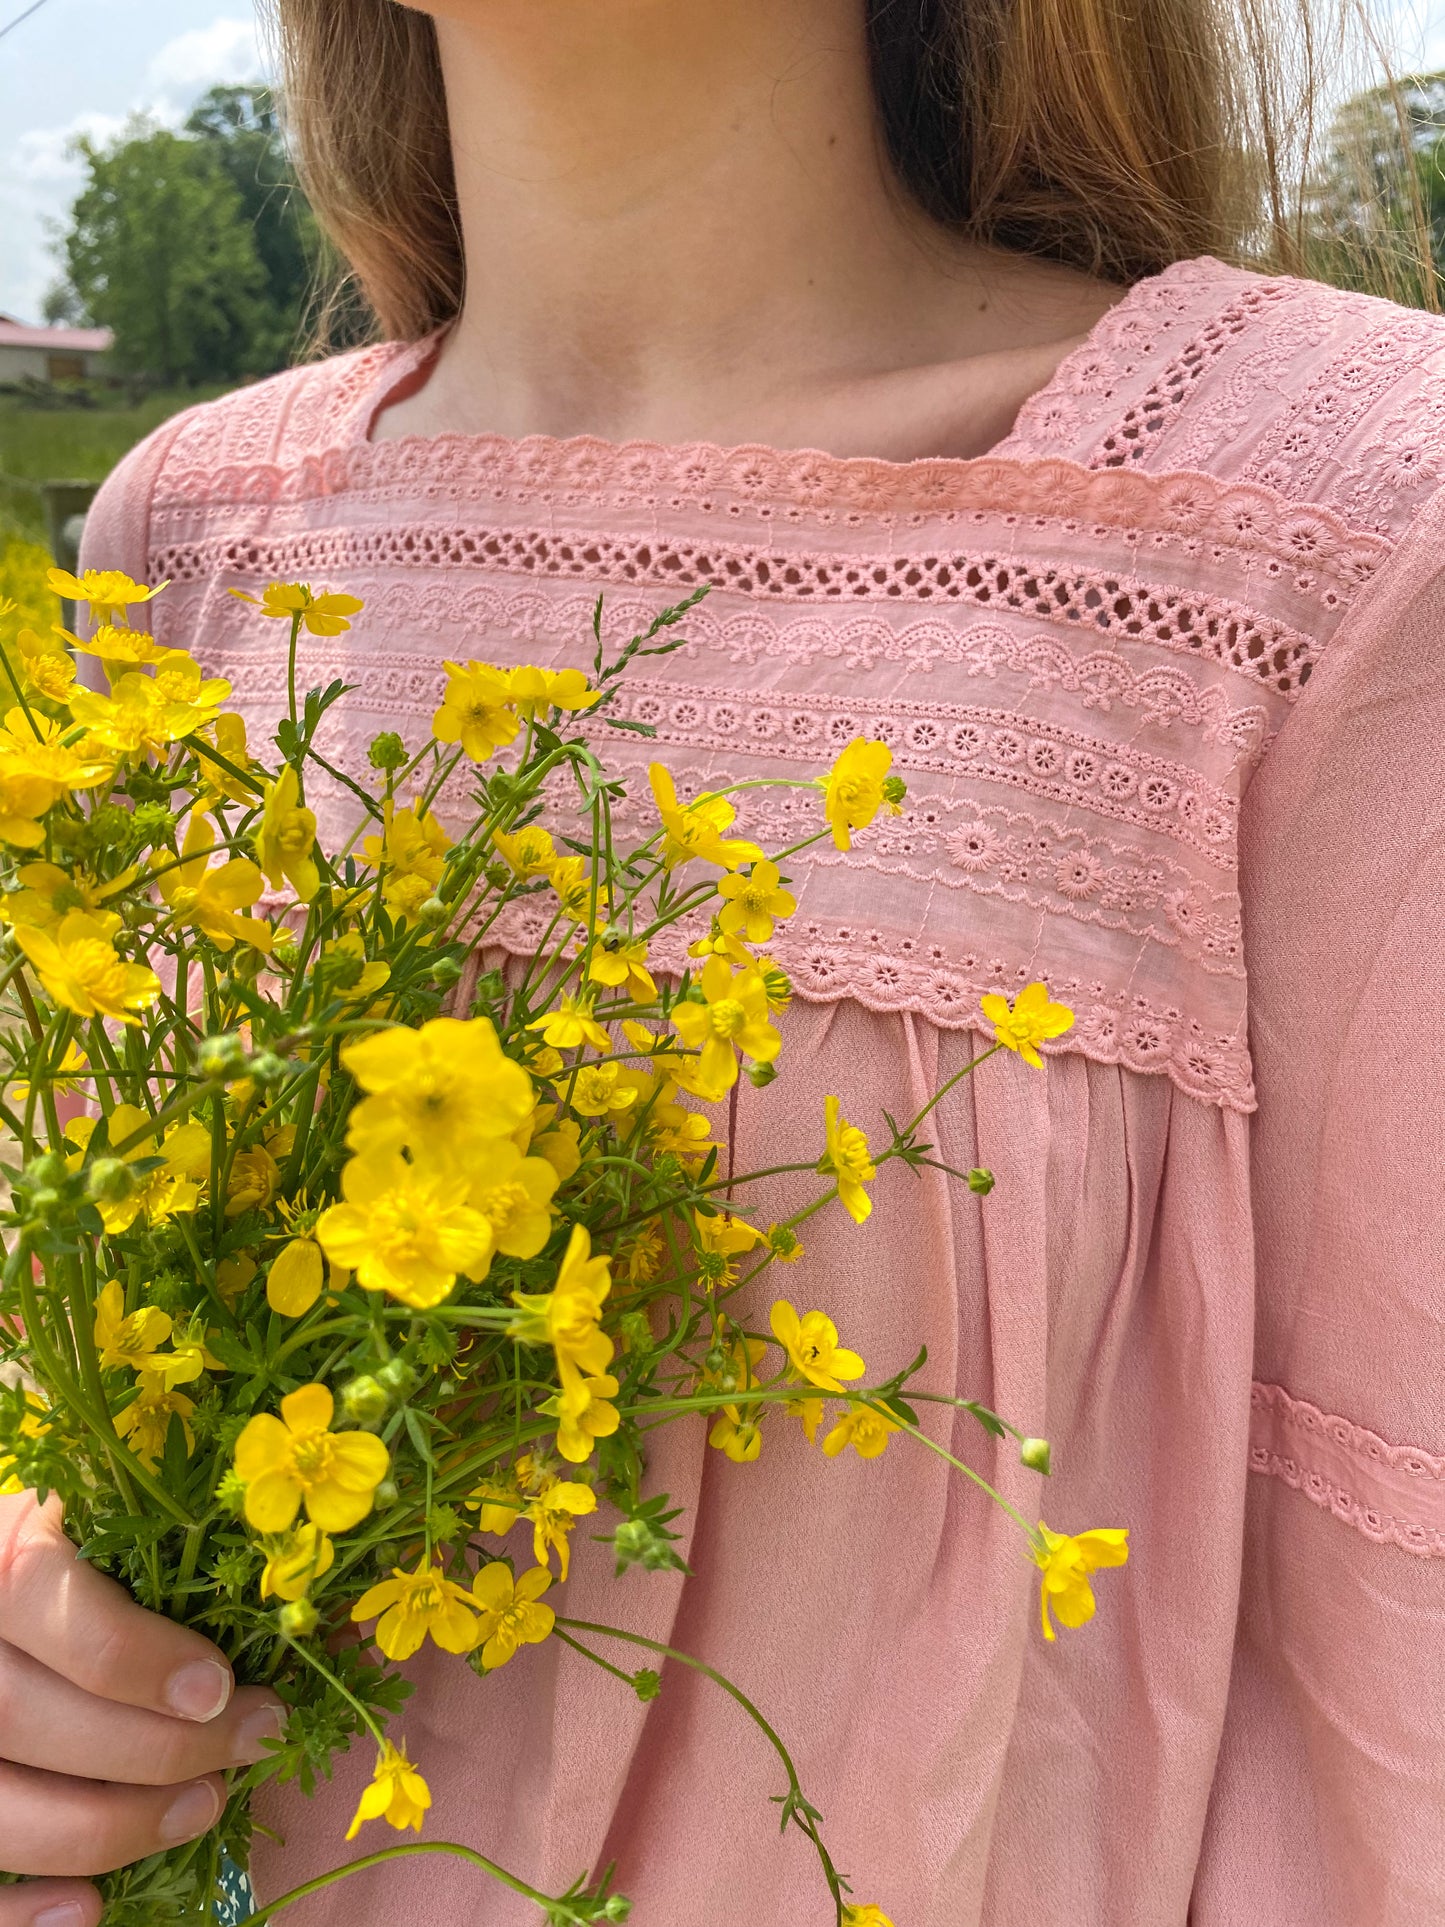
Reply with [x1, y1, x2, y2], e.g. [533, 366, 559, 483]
[1033, 1522, 1130, 1641]
[351, 1557, 480, 1660]
[141, 1321, 225, 1393]
[259, 1521, 335, 1603]
[255, 764, 321, 903]
[715, 860, 797, 945]
[345, 1742, 431, 1841]
[648, 764, 762, 871]
[467, 1472, 526, 1538]
[316, 930, 392, 1005]
[843, 1907, 896, 1927]
[316, 1151, 495, 1307]
[0, 1395, 48, 1496]
[509, 1222, 614, 1383]
[47, 566, 158, 625]
[524, 1478, 597, 1581]
[16, 911, 161, 1024]
[822, 1405, 899, 1460]
[492, 822, 557, 878]
[506, 664, 603, 716]
[820, 737, 905, 851]
[543, 1370, 622, 1465]
[1, 858, 134, 937]
[546, 854, 599, 924]
[66, 1106, 209, 1232]
[709, 1410, 763, 1463]
[92, 1279, 172, 1373]
[15, 626, 77, 702]
[669, 956, 781, 1095]
[469, 1562, 556, 1670]
[0, 769, 53, 849]
[526, 994, 611, 1055]
[67, 621, 169, 674]
[586, 926, 657, 1003]
[694, 1211, 764, 1287]
[563, 1060, 640, 1119]
[769, 1301, 866, 1393]
[979, 982, 1076, 1070]
[9, 1036, 88, 1105]
[234, 1383, 391, 1533]
[362, 800, 451, 922]
[194, 712, 256, 808]
[114, 1372, 196, 1468]
[155, 817, 272, 954]
[230, 582, 364, 635]
[342, 1016, 534, 1165]
[267, 1236, 326, 1317]
[432, 659, 520, 763]
[467, 1141, 559, 1259]
[820, 1094, 875, 1226]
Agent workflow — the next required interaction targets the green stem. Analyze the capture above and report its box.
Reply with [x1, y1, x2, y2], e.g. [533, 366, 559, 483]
[233, 1840, 603, 1927]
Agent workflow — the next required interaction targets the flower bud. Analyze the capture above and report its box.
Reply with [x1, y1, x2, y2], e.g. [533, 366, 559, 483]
[1019, 1436, 1052, 1475]
[248, 1051, 289, 1088]
[375, 1357, 418, 1401]
[373, 1478, 400, 1510]
[23, 1149, 68, 1191]
[278, 1599, 318, 1638]
[340, 1374, 390, 1426]
[882, 775, 908, 806]
[746, 1060, 778, 1090]
[429, 957, 464, 990]
[86, 1156, 136, 1206]
[631, 1669, 661, 1705]
[367, 730, 407, 772]
[966, 1166, 995, 1196]
[602, 1897, 633, 1921]
[196, 1033, 248, 1081]
[417, 896, 449, 929]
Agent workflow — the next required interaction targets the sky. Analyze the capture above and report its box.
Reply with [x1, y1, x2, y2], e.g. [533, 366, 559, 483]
[4, 0, 1445, 323]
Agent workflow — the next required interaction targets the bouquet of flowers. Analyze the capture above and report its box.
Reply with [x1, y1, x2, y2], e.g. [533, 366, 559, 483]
[0, 568, 1127, 1926]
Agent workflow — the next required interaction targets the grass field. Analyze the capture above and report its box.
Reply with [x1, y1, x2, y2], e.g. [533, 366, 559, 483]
[0, 387, 230, 631]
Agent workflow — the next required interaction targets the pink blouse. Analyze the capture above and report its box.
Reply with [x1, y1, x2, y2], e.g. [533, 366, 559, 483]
[82, 255, 1445, 1926]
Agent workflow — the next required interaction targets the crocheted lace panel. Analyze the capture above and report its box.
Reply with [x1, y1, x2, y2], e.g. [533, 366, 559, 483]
[136, 255, 1445, 1115]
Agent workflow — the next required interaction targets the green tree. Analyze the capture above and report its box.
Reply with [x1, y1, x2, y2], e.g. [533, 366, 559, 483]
[1306, 73, 1445, 309]
[61, 117, 269, 386]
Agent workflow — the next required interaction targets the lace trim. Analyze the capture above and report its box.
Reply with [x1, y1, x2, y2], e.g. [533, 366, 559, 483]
[1091, 281, 1300, 469]
[152, 527, 1326, 702]
[1249, 1382, 1445, 1559]
[482, 903, 1256, 1109]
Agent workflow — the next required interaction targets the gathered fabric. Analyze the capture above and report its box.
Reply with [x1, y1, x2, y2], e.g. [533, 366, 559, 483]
[82, 254, 1445, 1924]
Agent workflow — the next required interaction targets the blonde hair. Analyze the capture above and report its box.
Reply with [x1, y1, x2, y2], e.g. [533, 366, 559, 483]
[269, 0, 1400, 343]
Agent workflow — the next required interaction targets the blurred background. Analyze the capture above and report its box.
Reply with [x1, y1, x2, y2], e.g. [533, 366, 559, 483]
[3, 0, 1445, 622]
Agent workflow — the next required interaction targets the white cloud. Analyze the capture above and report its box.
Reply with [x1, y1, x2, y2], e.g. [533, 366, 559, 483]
[14, 113, 130, 185]
[146, 18, 265, 100]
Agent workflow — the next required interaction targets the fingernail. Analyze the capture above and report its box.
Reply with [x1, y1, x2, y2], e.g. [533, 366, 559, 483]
[159, 1780, 221, 1846]
[164, 1659, 232, 1722]
[231, 1702, 287, 1765]
[34, 1905, 88, 1927]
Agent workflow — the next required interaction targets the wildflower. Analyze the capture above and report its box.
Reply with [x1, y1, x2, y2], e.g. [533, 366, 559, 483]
[542, 1369, 622, 1465]
[0, 769, 53, 848]
[509, 1223, 614, 1382]
[766, 1223, 804, 1263]
[342, 1016, 534, 1164]
[66, 1106, 209, 1233]
[316, 930, 391, 1004]
[47, 567, 158, 625]
[822, 1405, 900, 1460]
[316, 1151, 495, 1307]
[1033, 1523, 1130, 1641]
[254, 764, 320, 903]
[527, 994, 610, 1055]
[0, 1397, 48, 1496]
[216, 1253, 259, 1305]
[345, 1742, 431, 1840]
[259, 1522, 335, 1603]
[506, 664, 603, 715]
[647, 1094, 718, 1166]
[648, 764, 762, 871]
[715, 860, 797, 945]
[525, 1479, 597, 1581]
[695, 1211, 764, 1287]
[234, 1383, 391, 1534]
[468, 1142, 559, 1258]
[9, 1036, 88, 1106]
[770, 1301, 866, 1393]
[1, 858, 133, 936]
[586, 926, 657, 1002]
[0, 709, 111, 802]
[531, 1114, 583, 1181]
[703, 1325, 767, 1463]
[492, 823, 557, 878]
[362, 800, 451, 922]
[709, 1411, 763, 1463]
[820, 737, 905, 851]
[842, 1908, 896, 1927]
[547, 854, 598, 922]
[15, 912, 160, 1024]
[669, 957, 781, 1094]
[115, 1373, 196, 1468]
[688, 922, 753, 969]
[564, 1060, 640, 1118]
[470, 1562, 556, 1670]
[468, 1472, 526, 1537]
[67, 621, 169, 674]
[230, 582, 364, 635]
[144, 1322, 225, 1392]
[754, 955, 794, 1015]
[15, 626, 76, 702]
[194, 712, 256, 808]
[431, 660, 520, 763]
[226, 1139, 284, 1217]
[92, 1279, 172, 1373]
[619, 1224, 664, 1285]
[979, 981, 1075, 1069]
[785, 1394, 825, 1445]
[351, 1557, 480, 1660]
[820, 1095, 875, 1226]
[154, 817, 272, 954]
[267, 1236, 325, 1316]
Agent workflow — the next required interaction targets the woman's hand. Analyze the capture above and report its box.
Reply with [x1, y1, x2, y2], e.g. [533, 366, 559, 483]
[0, 1491, 285, 1927]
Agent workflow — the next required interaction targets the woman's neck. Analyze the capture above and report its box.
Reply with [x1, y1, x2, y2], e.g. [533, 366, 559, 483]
[381, 0, 1121, 455]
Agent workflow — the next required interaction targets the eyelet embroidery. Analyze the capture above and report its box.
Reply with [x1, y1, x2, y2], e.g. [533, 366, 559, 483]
[1250, 1383, 1445, 1558]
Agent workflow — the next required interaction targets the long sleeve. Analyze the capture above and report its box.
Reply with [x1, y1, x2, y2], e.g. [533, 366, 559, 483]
[1194, 483, 1445, 1925]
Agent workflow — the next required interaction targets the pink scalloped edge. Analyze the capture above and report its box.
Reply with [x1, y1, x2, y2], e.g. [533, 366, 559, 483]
[1249, 1382, 1445, 1558]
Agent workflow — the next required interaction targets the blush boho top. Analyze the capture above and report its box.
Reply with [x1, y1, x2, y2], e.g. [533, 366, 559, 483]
[83, 256, 1445, 1926]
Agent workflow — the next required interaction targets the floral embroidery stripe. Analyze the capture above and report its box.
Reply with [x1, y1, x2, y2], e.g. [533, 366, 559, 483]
[1249, 1382, 1445, 1558]
[153, 530, 1326, 699]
